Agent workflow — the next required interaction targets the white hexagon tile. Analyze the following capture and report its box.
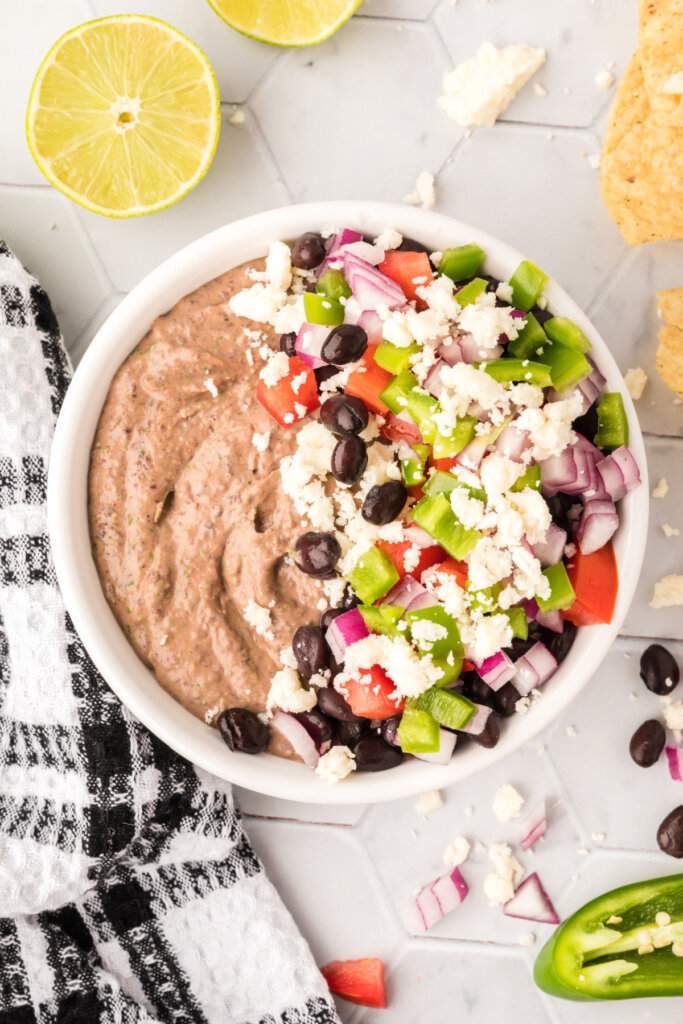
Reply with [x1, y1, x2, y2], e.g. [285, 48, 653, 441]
[2, 0, 682, 1022]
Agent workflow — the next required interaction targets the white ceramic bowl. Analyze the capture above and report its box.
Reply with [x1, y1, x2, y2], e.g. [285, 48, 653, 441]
[48, 200, 649, 804]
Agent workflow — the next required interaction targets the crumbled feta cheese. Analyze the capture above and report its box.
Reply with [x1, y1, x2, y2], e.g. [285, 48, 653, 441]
[449, 488, 485, 529]
[374, 227, 403, 250]
[244, 599, 274, 641]
[651, 575, 683, 609]
[492, 783, 525, 823]
[291, 370, 308, 394]
[204, 704, 219, 725]
[496, 281, 514, 304]
[566, 724, 577, 737]
[624, 367, 648, 400]
[471, 613, 513, 661]
[279, 422, 337, 531]
[403, 170, 436, 209]
[410, 619, 449, 651]
[228, 109, 245, 124]
[439, 42, 546, 127]
[267, 667, 317, 715]
[245, 349, 254, 366]
[402, 542, 421, 574]
[430, 250, 444, 268]
[316, 746, 357, 783]
[595, 69, 615, 89]
[251, 430, 270, 452]
[664, 701, 683, 731]
[652, 477, 669, 499]
[533, 82, 547, 97]
[457, 291, 524, 350]
[587, 153, 601, 170]
[480, 452, 525, 496]
[483, 843, 524, 906]
[204, 377, 218, 399]
[663, 523, 680, 538]
[259, 351, 291, 388]
[591, 831, 605, 843]
[338, 633, 443, 699]
[515, 696, 531, 715]
[265, 240, 293, 291]
[519, 932, 536, 947]
[443, 835, 471, 867]
[516, 391, 583, 460]
[415, 790, 444, 815]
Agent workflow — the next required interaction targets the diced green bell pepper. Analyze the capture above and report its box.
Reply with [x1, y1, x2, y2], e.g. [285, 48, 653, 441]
[346, 547, 399, 605]
[379, 369, 419, 414]
[401, 443, 431, 487]
[316, 268, 352, 301]
[481, 357, 553, 388]
[431, 417, 477, 460]
[404, 389, 441, 444]
[358, 604, 403, 638]
[411, 493, 481, 560]
[455, 277, 488, 307]
[425, 470, 487, 504]
[374, 340, 420, 374]
[438, 244, 485, 283]
[543, 316, 592, 354]
[503, 606, 528, 640]
[536, 562, 576, 613]
[431, 655, 463, 687]
[534, 339, 592, 392]
[594, 392, 629, 452]
[303, 291, 344, 327]
[534, 873, 683, 1001]
[466, 583, 502, 615]
[405, 606, 464, 661]
[508, 312, 548, 360]
[410, 686, 476, 731]
[509, 260, 549, 312]
[510, 465, 541, 492]
[397, 707, 441, 753]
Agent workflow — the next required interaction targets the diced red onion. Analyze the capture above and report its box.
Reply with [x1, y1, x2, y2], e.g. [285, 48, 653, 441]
[401, 866, 469, 933]
[414, 727, 457, 764]
[585, 356, 607, 394]
[357, 309, 384, 345]
[474, 651, 516, 691]
[521, 599, 539, 620]
[295, 323, 330, 369]
[403, 524, 441, 550]
[610, 445, 641, 492]
[382, 574, 425, 610]
[573, 433, 604, 461]
[520, 801, 547, 851]
[271, 711, 320, 768]
[541, 447, 600, 498]
[455, 436, 488, 470]
[325, 608, 370, 662]
[503, 872, 559, 925]
[343, 252, 405, 311]
[382, 411, 424, 445]
[437, 335, 465, 366]
[459, 334, 503, 363]
[576, 498, 619, 555]
[535, 609, 564, 633]
[342, 240, 385, 265]
[532, 522, 567, 568]
[666, 746, 683, 782]
[513, 641, 558, 696]
[424, 359, 446, 398]
[462, 704, 492, 736]
[596, 445, 640, 502]
[494, 424, 529, 461]
[325, 228, 363, 256]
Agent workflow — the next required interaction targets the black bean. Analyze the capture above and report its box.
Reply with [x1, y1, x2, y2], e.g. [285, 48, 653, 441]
[546, 493, 575, 535]
[573, 406, 599, 441]
[459, 676, 495, 708]
[321, 394, 369, 435]
[320, 606, 346, 631]
[293, 532, 341, 578]
[396, 237, 430, 254]
[532, 307, 553, 326]
[331, 435, 367, 484]
[321, 324, 368, 365]
[291, 231, 326, 270]
[295, 708, 336, 751]
[342, 584, 360, 610]
[493, 681, 521, 718]
[279, 332, 297, 356]
[354, 734, 404, 772]
[292, 625, 329, 680]
[657, 806, 683, 858]
[544, 621, 577, 665]
[317, 685, 361, 723]
[629, 719, 665, 768]
[361, 481, 407, 525]
[216, 708, 269, 754]
[470, 712, 501, 749]
[640, 644, 680, 695]
[336, 720, 369, 748]
[380, 714, 402, 746]
[314, 365, 340, 390]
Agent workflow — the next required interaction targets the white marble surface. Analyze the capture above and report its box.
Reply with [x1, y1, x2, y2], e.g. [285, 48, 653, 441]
[2, 1, 683, 1021]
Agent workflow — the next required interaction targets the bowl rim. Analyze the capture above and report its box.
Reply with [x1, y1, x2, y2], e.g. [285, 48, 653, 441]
[47, 199, 649, 804]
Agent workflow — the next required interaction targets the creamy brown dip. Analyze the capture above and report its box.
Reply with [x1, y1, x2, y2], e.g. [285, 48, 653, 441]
[89, 259, 324, 759]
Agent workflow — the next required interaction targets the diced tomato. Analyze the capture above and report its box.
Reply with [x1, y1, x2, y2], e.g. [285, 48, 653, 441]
[432, 557, 469, 590]
[337, 665, 404, 720]
[407, 484, 425, 501]
[377, 537, 444, 580]
[346, 345, 393, 415]
[462, 658, 474, 673]
[432, 456, 459, 473]
[255, 356, 319, 427]
[321, 958, 387, 1009]
[562, 541, 618, 626]
[380, 412, 424, 446]
[378, 250, 434, 306]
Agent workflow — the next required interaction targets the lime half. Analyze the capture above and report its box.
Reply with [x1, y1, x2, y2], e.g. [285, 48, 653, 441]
[206, 0, 363, 47]
[26, 15, 221, 218]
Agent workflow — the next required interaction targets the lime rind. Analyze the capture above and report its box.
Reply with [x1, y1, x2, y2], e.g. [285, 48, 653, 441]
[205, 0, 364, 48]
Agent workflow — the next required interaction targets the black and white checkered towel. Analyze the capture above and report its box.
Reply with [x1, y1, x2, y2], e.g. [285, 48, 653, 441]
[0, 241, 341, 1024]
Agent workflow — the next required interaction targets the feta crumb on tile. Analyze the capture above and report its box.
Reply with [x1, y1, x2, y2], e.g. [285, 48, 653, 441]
[439, 41, 546, 127]
[652, 477, 669, 499]
[244, 599, 274, 641]
[533, 82, 547, 97]
[464, 805, 474, 817]
[519, 932, 536, 947]
[651, 575, 683, 609]
[483, 843, 524, 906]
[251, 430, 270, 452]
[228, 109, 245, 124]
[664, 701, 683, 731]
[591, 831, 606, 843]
[203, 377, 219, 399]
[316, 746, 357, 783]
[403, 170, 437, 209]
[492, 783, 525, 823]
[566, 724, 577, 737]
[588, 154, 601, 170]
[443, 835, 471, 867]
[623, 366, 648, 400]
[415, 789, 444, 815]
[662, 523, 680, 538]
[595, 69, 615, 89]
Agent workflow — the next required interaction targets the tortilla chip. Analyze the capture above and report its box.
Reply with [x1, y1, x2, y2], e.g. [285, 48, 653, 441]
[656, 287, 683, 396]
[601, 52, 683, 244]
[639, 0, 683, 126]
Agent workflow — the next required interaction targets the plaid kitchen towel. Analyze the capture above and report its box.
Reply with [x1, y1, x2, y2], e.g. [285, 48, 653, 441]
[0, 240, 341, 1024]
